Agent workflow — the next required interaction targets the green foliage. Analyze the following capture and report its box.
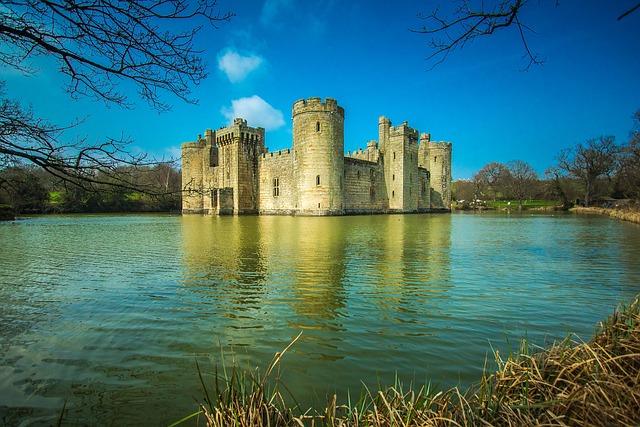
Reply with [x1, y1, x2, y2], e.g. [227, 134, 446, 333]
[1, 163, 182, 214]
[0, 167, 50, 213]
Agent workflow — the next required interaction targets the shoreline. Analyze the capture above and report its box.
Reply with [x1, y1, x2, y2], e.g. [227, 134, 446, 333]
[571, 206, 640, 224]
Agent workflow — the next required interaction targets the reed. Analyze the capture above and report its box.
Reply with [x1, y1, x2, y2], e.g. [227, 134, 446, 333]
[178, 295, 640, 426]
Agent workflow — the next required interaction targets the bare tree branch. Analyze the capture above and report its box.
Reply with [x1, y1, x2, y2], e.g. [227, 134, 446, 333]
[414, 0, 639, 70]
[0, 0, 233, 111]
[0, 81, 173, 195]
[412, 0, 543, 70]
[618, 2, 640, 20]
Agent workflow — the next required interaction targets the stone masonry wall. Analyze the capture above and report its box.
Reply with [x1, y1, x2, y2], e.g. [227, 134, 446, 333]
[343, 158, 387, 213]
[259, 149, 296, 214]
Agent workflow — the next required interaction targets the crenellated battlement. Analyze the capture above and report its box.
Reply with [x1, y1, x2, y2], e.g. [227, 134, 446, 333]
[215, 118, 266, 147]
[347, 141, 380, 163]
[428, 141, 452, 151]
[261, 148, 293, 160]
[389, 120, 419, 139]
[292, 97, 345, 118]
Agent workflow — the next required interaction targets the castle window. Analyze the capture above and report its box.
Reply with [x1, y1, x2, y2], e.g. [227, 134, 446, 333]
[273, 178, 280, 197]
[316, 122, 321, 132]
[434, 156, 437, 163]
[392, 190, 395, 198]
[393, 152, 396, 160]
[357, 170, 360, 179]
[316, 175, 321, 186]
[392, 174, 395, 181]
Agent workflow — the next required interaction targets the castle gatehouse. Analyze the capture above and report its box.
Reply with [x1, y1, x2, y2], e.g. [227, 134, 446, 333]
[182, 97, 452, 215]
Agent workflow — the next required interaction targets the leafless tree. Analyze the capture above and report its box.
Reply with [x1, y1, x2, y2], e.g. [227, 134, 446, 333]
[544, 165, 572, 209]
[0, 0, 232, 193]
[503, 159, 538, 208]
[413, 0, 640, 70]
[474, 161, 508, 200]
[555, 136, 619, 207]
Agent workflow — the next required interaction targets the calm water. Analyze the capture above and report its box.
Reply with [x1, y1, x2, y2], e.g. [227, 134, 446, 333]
[1, 212, 639, 425]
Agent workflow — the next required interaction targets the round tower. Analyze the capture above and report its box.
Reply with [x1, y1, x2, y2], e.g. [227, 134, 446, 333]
[292, 97, 345, 214]
[428, 141, 453, 210]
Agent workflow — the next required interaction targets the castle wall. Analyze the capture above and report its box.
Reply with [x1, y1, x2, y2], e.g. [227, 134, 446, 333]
[343, 158, 387, 213]
[417, 168, 431, 211]
[259, 149, 296, 214]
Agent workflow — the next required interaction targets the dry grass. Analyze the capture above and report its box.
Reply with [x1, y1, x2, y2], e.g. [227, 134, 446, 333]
[463, 295, 640, 426]
[178, 295, 640, 427]
[572, 205, 640, 224]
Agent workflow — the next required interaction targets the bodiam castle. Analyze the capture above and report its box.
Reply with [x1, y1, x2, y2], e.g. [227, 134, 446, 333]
[182, 97, 452, 215]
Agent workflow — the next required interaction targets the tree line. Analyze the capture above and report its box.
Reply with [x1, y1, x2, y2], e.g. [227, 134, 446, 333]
[454, 110, 640, 209]
[0, 162, 181, 214]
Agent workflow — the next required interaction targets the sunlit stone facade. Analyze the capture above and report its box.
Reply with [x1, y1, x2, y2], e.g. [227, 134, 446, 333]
[182, 97, 452, 215]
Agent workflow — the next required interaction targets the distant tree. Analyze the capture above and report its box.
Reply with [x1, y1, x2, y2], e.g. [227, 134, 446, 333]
[0, 1, 232, 192]
[503, 160, 538, 209]
[618, 109, 640, 199]
[474, 161, 508, 201]
[414, 0, 640, 70]
[0, 165, 49, 213]
[544, 166, 573, 209]
[138, 162, 182, 211]
[555, 136, 619, 207]
[471, 172, 485, 201]
[143, 162, 182, 194]
[452, 179, 475, 202]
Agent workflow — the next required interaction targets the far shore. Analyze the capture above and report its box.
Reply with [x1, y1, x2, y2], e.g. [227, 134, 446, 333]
[571, 205, 640, 224]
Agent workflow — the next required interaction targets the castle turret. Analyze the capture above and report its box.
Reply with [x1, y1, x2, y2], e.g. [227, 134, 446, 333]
[427, 140, 452, 210]
[378, 116, 391, 154]
[292, 97, 345, 215]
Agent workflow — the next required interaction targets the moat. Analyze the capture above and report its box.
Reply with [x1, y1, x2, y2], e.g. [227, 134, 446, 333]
[1, 212, 640, 425]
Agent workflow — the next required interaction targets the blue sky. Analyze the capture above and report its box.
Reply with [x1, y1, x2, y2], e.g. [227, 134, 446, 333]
[4, 0, 640, 180]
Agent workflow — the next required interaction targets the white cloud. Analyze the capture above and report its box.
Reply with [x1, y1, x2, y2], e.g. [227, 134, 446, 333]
[221, 96, 285, 131]
[217, 49, 264, 83]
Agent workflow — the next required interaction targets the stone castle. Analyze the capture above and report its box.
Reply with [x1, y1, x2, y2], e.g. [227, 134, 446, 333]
[182, 97, 452, 215]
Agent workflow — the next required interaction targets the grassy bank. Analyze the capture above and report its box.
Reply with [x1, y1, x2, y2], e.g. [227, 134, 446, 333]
[572, 206, 640, 224]
[179, 295, 640, 426]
